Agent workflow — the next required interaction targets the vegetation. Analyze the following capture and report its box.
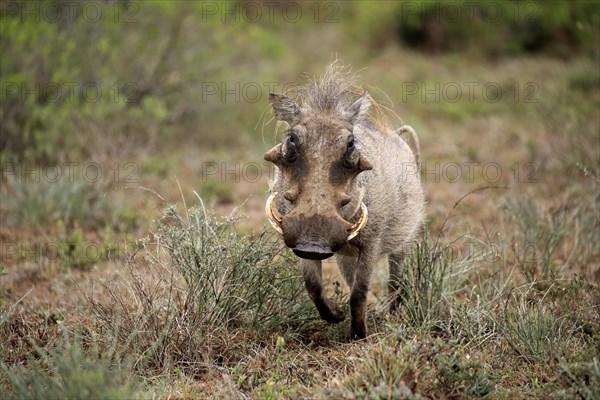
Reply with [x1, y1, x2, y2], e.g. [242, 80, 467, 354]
[1, 1, 599, 398]
[2, 335, 141, 400]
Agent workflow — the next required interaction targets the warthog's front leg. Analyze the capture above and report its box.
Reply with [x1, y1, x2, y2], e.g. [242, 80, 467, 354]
[349, 249, 376, 340]
[301, 259, 345, 323]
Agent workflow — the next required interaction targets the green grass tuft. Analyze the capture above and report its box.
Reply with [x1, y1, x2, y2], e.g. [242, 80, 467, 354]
[1, 335, 139, 400]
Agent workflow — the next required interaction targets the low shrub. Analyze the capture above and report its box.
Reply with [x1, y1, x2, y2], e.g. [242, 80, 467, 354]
[89, 201, 314, 377]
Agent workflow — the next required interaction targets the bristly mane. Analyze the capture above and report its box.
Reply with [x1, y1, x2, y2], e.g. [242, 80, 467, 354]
[300, 62, 361, 113]
[289, 61, 391, 131]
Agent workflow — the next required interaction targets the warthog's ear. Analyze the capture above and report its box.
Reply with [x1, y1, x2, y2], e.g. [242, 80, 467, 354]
[358, 154, 374, 172]
[344, 92, 371, 125]
[269, 93, 303, 126]
[264, 143, 283, 165]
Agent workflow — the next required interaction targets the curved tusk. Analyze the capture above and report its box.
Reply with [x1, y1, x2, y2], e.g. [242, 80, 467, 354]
[265, 192, 283, 234]
[347, 202, 368, 241]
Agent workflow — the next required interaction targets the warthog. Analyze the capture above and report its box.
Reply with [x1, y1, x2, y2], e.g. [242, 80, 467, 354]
[264, 63, 424, 340]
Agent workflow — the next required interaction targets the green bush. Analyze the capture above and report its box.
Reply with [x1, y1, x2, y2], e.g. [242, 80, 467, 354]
[89, 201, 314, 376]
[160, 203, 314, 331]
[348, 0, 600, 57]
[0, 0, 293, 163]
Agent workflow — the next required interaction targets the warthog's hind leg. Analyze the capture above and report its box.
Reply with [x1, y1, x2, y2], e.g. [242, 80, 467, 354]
[301, 259, 345, 323]
[388, 252, 406, 312]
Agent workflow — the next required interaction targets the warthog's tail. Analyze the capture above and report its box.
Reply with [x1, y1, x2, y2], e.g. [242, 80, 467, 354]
[395, 125, 420, 168]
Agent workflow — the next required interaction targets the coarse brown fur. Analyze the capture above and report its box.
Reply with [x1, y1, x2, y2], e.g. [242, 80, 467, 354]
[264, 62, 424, 340]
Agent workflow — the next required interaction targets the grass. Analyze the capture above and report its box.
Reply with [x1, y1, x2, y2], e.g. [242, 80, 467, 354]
[6, 185, 593, 398]
[323, 338, 421, 399]
[502, 293, 573, 363]
[160, 203, 313, 331]
[502, 195, 571, 281]
[2, 189, 598, 397]
[560, 358, 600, 400]
[85, 202, 315, 383]
[76, 191, 597, 397]
[397, 237, 451, 330]
[0, 175, 136, 232]
[1, 334, 140, 400]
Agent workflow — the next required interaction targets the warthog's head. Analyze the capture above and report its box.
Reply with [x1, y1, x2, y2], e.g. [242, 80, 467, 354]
[264, 91, 373, 260]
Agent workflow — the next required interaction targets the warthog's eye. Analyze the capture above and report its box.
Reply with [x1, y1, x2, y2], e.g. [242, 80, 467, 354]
[343, 135, 358, 169]
[282, 133, 298, 162]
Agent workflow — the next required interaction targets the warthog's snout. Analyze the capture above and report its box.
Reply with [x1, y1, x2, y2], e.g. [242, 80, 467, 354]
[265, 193, 369, 256]
[280, 212, 350, 260]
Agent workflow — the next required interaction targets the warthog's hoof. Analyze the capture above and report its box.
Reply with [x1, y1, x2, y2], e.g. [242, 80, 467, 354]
[317, 299, 345, 323]
[350, 320, 367, 340]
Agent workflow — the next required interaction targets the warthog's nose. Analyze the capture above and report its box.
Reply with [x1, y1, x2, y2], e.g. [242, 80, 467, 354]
[292, 243, 334, 260]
